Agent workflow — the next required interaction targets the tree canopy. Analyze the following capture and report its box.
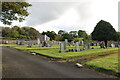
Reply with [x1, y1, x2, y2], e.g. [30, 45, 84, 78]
[42, 31, 57, 40]
[78, 30, 87, 38]
[91, 20, 118, 47]
[2, 26, 40, 40]
[1, 2, 31, 25]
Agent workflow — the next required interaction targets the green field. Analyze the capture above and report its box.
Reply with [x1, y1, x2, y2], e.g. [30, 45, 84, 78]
[85, 53, 119, 74]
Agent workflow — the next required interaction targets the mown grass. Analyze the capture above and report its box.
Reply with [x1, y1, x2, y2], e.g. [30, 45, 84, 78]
[85, 53, 119, 74]
[30, 48, 118, 59]
[1, 44, 118, 59]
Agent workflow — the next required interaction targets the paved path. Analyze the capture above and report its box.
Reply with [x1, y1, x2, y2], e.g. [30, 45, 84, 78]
[2, 47, 115, 78]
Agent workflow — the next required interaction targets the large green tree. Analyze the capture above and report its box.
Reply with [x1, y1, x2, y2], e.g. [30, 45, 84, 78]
[1, 2, 31, 25]
[91, 20, 118, 47]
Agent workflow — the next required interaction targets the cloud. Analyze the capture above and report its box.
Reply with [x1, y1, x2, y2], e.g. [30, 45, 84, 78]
[26, 2, 80, 26]
[0, 0, 118, 35]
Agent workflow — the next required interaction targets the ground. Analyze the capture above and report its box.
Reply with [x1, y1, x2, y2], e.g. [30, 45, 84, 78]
[2, 46, 116, 78]
[1, 44, 119, 77]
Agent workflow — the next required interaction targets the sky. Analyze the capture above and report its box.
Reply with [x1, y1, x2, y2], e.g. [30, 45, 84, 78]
[0, 0, 119, 34]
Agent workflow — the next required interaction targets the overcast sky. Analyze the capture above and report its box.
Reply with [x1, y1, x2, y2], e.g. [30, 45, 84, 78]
[0, 0, 119, 34]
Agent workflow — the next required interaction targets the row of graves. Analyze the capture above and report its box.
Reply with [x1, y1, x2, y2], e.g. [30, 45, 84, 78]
[60, 40, 91, 53]
[16, 35, 52, 48]
[59, 40, 120, 53]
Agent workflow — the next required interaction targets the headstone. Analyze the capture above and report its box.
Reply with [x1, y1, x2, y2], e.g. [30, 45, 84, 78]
[87, 43, 90, 49]
[65, 39, 68, 46]
[91, 42, 94, 46]
[16, 40, 20, 45]
[28, 41, 32, 48]
[81, 41, 84, 46]
[97, 43, 99, 46]
[75, 42, 80, 51]
[42, 41, 47, 47]
[5, 40, 8, 44]
[118, 45, 120, 48]
[83, 44, 87, 50]
[37, 38, 40, 45]
[100, 42, 105, 48]
[60, 43, 66, 52]
[39, 42, 42, 47]
[111, 43, 115, 48]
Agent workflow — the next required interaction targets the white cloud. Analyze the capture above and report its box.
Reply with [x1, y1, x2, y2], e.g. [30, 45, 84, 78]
[0, 0, 119, 34]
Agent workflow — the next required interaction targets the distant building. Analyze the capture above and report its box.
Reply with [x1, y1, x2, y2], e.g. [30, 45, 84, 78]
[39, 35, 50, 41]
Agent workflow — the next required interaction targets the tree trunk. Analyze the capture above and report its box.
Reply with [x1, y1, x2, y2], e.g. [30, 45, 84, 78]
[104, 40, 107, 48]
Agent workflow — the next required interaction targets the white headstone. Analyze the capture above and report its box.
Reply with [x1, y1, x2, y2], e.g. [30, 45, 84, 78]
[111, 43, 115, 48]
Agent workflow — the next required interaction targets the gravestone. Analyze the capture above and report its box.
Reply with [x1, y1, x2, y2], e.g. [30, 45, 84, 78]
[17, 40, 24, 45]
[91, 42, 94, 46]
[100, 42, 105, 48]
[83, 44, 87, 50]
[16, 40, 20, 45]
[81, 41, 84, 46]
[87, 43, 90, 49]
[111, 43, 115, 48]
[37, 38, 40, 45]
[65, 39, 68, 46]
[118, 45, 120, 48]
[60, 42, 66, 52]
[42, 41, 47, 47]
[46, 42, 51, 47]
[5, 40, 8, 44]
[39, 42, 42, 47]
[28, 42, 32, 48]
[75, 42, 80, 51]
[96, 43, 99, 46]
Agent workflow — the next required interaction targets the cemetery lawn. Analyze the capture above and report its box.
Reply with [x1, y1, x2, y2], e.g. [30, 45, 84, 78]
[1, 44, 118, 59]
[30, 47, 118, 59]
[85, 53, 119, 74]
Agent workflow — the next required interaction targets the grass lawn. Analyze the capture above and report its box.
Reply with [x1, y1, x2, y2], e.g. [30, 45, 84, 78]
[30, 48, 118, 59]
[1, 44, 118, 59]
[85, 53, 119, 74]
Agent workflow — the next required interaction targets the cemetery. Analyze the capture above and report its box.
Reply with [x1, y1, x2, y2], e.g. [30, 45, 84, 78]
[1, 26, 120, 77]
[0, 1, 120, 78]
[1, 20, 120, 77]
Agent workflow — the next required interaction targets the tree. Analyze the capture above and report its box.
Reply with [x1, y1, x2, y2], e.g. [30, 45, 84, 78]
[55, 35, 62, 41]
[58, 30, 66, 36]
[2, 26, 40, 40]
[91, 20, 118, 47]
[1, 2, 31, 25]
[11, 30, 19, 38]
[61, 33, 74, 42]
[2, 27, 11, 37]
[78, 30, 87, 38]
[69, 31, 78, 38]
[42, 31, 56, 40]
[117, 32, 120, 41]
